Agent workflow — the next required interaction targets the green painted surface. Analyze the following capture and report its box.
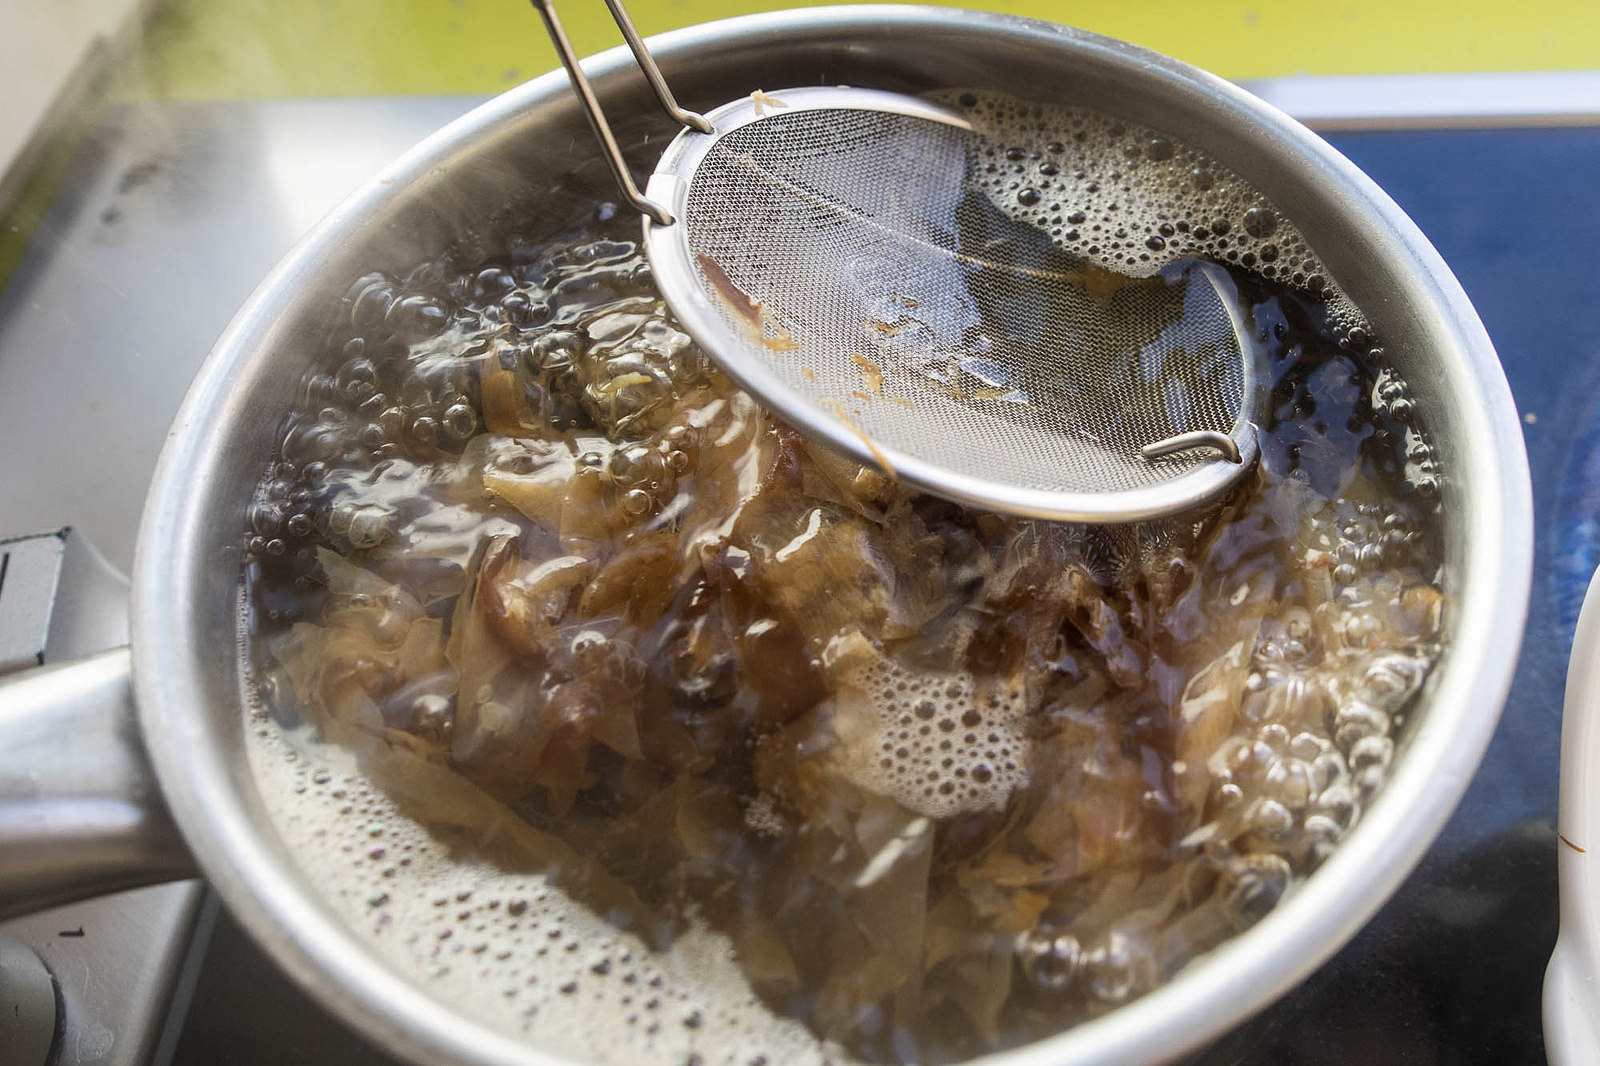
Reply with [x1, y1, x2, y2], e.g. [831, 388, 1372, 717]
[0, 64, 116, 291]
[128, 0, 1600, 101]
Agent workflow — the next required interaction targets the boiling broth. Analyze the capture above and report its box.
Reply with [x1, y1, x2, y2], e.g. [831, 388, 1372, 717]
[240, 94, 1445, 1065]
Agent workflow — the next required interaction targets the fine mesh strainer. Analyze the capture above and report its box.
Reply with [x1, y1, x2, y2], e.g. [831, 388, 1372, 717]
[533, 0, 1263, 522]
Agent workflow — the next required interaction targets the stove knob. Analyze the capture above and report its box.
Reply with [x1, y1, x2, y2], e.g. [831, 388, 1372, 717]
[0, 935, 56, 1066]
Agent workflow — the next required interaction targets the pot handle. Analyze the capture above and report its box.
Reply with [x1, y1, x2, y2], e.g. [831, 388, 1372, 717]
[0, 648, 196, 920]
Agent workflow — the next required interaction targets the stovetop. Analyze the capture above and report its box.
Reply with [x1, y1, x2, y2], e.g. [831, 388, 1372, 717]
[1, 95, 1595, 1066]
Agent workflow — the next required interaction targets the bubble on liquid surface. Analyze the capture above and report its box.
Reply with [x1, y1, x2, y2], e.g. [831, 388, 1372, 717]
[829, 652, 1029, 818]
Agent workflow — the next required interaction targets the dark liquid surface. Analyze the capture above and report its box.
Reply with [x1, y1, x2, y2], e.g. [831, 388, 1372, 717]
[242, 208, 1444, 1063]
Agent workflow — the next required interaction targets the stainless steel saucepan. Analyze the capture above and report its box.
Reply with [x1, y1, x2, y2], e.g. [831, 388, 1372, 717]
[0, 7, 1532, 1065]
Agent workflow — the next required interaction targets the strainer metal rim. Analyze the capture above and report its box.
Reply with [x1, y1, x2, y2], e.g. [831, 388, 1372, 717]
[642, 85, 1260, 522]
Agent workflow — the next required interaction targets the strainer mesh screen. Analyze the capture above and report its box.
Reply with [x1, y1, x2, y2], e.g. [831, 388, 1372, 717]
[680, 107, 1245, 495]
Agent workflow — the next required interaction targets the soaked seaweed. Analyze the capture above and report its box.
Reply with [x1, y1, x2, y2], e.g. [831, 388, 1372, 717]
[243, 215, 1444, 1064]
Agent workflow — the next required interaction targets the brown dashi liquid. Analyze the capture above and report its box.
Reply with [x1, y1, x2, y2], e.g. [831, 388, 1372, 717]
[240, 92, 1446, 1065]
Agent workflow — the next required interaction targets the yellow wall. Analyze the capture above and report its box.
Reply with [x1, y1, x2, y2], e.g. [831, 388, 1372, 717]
[129, 0, 1600, 102]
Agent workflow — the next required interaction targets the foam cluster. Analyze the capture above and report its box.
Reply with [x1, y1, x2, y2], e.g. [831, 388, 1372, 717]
[831, 656, 1030, 819]
[245, 709, 841, 1066]
[951, 90, 1336, 298]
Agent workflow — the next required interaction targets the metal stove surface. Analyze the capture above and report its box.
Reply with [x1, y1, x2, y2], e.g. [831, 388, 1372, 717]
[0, 91, 1593, 1066]
[0, 96, 481, 1066]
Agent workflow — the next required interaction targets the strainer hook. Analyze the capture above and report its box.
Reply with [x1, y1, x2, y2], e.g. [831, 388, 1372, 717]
[1141, 431, 1244, 463]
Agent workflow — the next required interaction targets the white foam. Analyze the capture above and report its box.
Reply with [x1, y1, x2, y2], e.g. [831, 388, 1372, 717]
[951, 90, 1365, 328]
[829, 653, 1030, 819]
[245, 710, 845, 1066]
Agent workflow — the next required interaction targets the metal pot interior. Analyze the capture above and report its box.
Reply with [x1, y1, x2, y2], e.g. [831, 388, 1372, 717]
[131, 7, 1531, 1066]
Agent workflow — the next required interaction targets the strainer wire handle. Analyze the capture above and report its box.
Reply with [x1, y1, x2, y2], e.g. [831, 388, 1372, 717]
[599, 0, 713, 135]
[1140, 430, 1242, 463]
[530, 0, 710, 226]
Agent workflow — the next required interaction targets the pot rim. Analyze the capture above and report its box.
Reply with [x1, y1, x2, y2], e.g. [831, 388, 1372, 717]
[130, 7, 1533, 1066]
